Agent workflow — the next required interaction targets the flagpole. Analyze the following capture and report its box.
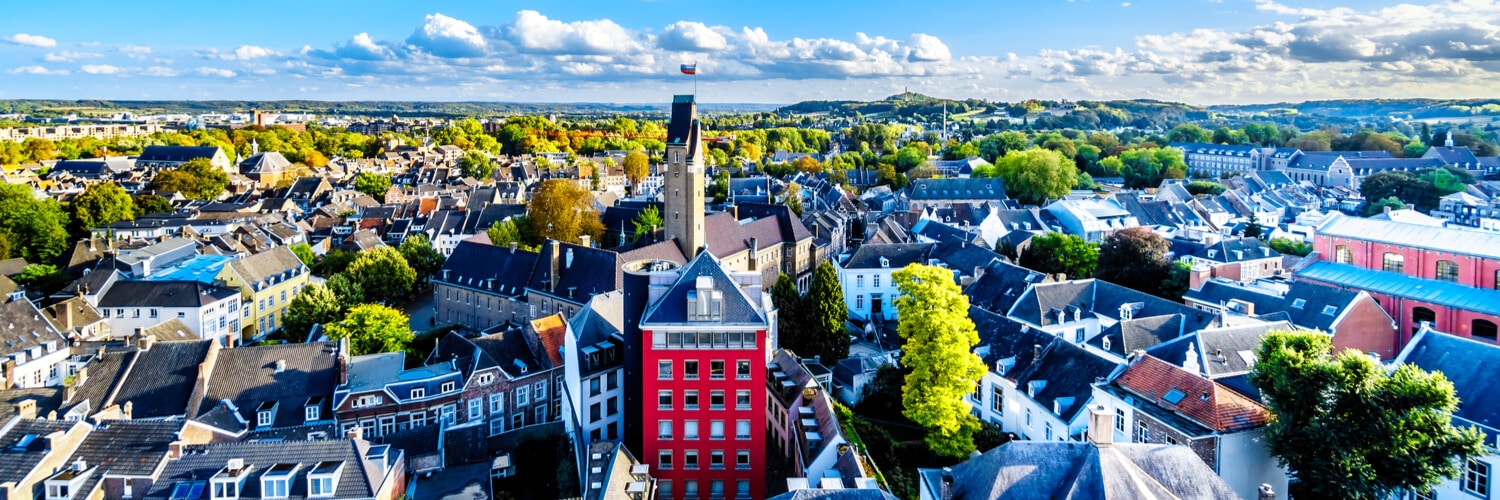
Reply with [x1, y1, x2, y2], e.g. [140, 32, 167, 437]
[693, 60, 698, 99]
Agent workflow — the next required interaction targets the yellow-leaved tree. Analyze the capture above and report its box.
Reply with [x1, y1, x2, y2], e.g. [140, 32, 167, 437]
[893, 263, 986, 457]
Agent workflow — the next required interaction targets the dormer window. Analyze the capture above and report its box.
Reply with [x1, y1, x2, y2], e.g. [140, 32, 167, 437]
[686, 277, 723, 322]
[256, 401, 277, 428]
[306, 462, 344, 498]
[441, 381, 456, 393]
[260, 464, 298, 499]
[304, 396, 323, 422]
[212, 459, 252, 499]
[411, 387, 425, 399]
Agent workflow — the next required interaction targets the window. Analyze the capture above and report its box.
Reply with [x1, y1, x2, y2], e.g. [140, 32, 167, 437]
[873, 275, 881, 288]
[534, 405, 546, 423]
[710, 450, 725, 470]
[606, 396, 618, 415]
[489, 393, 505, 413]
[607, 371, 618, 390]
[1466, 458, 1490, 496]
[709, 390, 724, 410]
[658, 360, 673, 380]
[1045, 424, 1053, 440]
[736, 360, 750, 380]
[441, 381, 455, 393]
[1115, 408, 1125, 432]
[211, 481, 234, 499]
[710, 360, 725, 379]
[659, 390, 673, 410]
[659, 450, 673, 470]
[258, 410, 274, 427]
[1025, 408, 1032, 427]
[1136, 421, 1150, 443]
[589, 377, 601, 396]
[736, 450, 750, 470]
[1436, 260, 1460, 283]
[710, 420, 724, 440]
[1411, 488, 1435, 500]
[1383, 252, 1405, 273]
[857, 275, 864, 288]
[1165, 435, 1178, 445]
[468, 399, 482, 419]
[710, 480, 724, 498]
[443, 405, 458, 425]
[411, 388, 425, 399]
[1476, 320, 1499, 342]
[659, 420, 673, 439]
[515, 386, 529, 406]
[534, 381, 547, 400]
[262, 478, 289, 499]
[684, 450, 699, 470]
[590, 403, 602, 422]
[684, 480, 698, 499]
[1335, 245, 1353, 264]
[736, 390, 751, 410]
[309, 475, 334, 497]
[305, 405, 320, 422]
[736, 420, 751, 440]
[685, 420, 700, 440]
[511, 412, 523, 429]
[1074, 328, 1085, 343]
[379, 416, 395, 436]
[856, 295, 864, 309]
[658, 481, 672, 500]
[684, 390, 699, 410]
[684, 360, 699, 380]
[991, 386, 1004, 415]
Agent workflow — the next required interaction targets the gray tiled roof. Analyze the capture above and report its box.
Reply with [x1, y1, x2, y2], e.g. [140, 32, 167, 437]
[227, 245, 306, 285]
[111, 340, 213, 419]
[843, 243, 935, 269]
[935, 440, 1238, 499]
[198, 341, 340, 429]
[1399, 330, 1500, 437]
[97, 280, 238, 308]
[1006, 339, 1119, 422]
[641, 253, 767, 326]
[68, 420, 184, 476]
[0, 296, 68, 355]
[0, 419, 79, 483]
[146, 439, 391, 500]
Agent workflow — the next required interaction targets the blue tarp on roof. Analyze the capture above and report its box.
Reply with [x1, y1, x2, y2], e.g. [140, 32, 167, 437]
[142, 254, 233, 284]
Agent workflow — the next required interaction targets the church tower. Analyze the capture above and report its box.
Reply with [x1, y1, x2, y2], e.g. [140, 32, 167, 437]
[664, 95, 705, 259]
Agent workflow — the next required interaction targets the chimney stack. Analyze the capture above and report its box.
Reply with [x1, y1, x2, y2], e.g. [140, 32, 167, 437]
[579, 235, 591, 248]
[1033, 344, 1042, 363]
[1087, 404, 1114, 447]
[1258, 484, 1276, 500]
[167, 441, 184, 459]
[16, 399, 36, 419]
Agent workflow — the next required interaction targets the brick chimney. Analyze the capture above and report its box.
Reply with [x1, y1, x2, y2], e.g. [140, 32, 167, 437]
[1087, 404, 1114, 447]
[16, 399, 36, 419]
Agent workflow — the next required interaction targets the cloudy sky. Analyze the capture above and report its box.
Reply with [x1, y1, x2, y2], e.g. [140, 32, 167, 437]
[2, 0, 1498, 105]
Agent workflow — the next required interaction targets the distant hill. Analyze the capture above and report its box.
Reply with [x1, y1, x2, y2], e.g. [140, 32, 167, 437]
[0, 99, 779, 119]
[1207, 99, 1500, 119]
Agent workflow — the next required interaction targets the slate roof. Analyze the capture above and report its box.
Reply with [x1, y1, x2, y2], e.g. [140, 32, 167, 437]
[1298, 260, 1500, 316]
[933, 439, 1239, 499]
[1426, 145, 1482, 165]
[1086, 314, 1185, 357]
[63, 344, 137, 418]
[964, 260, 1048, 314]
[239, 152, 292, 174]
[228, 245, 306, 285]
[1399, 330, 1500, 437]
[438, 239, 538, 298]
[1146, 321, 1291, 379]
[0, 296, 69, 354]
[843, 243, 935, 269]
[138, 146, 221, 163]
[641, 253, 767, 326]
[146, 439, 391, 500]
[68, 420, 184, 476]
[1189, 237, 1279, 264]
[528, 241, 620, 303]
[1318, 213, 1500, 260]
[0, 419, 78, 484]
[1006, 339, 1119, 422]
[140, 318, 197, 341]
[97, 280, 238, 308]
[666, 95, 701, 158]
[111, 340, 213, 419]
[0, 387, 63, 421]
[470, 327, 547, 377]
[1008, 279, 1215, 334]
[969, 306, 1055, 370]
[198, 341, 340, 429]
[769, 489, 898, 500]
[1114, 355, 1270, 432]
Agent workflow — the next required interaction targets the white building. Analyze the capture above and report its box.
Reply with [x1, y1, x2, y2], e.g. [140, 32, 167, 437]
[836, 243, 934, 322]
[562, 292, 627, 450]
[93, 281, 241, 346]
[1043, 198, 1139, 243]
[0, 294, 72, 388]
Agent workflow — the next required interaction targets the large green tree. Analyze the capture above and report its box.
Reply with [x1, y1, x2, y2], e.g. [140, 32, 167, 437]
[1094, 227, 1175, 298]
[68, 181, 135, 234]
[344, 246, 417, 304]
[354, 172, 392, 202]
[281, 283, 344, 342]
[1118, 147, 1188, 189]
[149, 157, 229, 200]
[459, 150, 495, 180]
[326, 303, 414, 356]
[801, 262, 849, 363]
[398, 234, 445, 286]
[0, 183, 69, 263]
[771, 274, 804, 354]
[989, 147, 1077, 205]
[894, 263, 986, 458]
[1018, 232, 1098, 280]
[133, 194, 173, 216]
[1250, 329, 1485, 499]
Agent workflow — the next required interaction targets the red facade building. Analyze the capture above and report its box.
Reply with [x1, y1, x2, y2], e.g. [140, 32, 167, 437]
[1298, 214, 1500, 346]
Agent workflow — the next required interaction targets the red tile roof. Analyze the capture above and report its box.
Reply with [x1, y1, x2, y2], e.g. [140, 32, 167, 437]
[530, 313, 568, 367]
[1115, 355, 1270, 432]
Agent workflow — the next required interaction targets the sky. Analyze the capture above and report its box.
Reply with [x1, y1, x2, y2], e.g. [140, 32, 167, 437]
[1, 0, 1498, 105]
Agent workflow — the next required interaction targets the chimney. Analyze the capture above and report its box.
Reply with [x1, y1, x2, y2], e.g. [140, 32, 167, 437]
[1383, 205, 1392, 214]
[579, 235, 591, 248]
[548, 240, 561, 293]
[275, 359, 286, 373]
[1258, 484, 1276, 500]
[16, 398, 36, 419]
[1032, 344, 1042, 363]
[167, 441, 184, 460]
[137, 333, 153, 351]
[1188, 265, 1211, 292]
[1087, 404, 1114, 447]
[123, 401, 134, 419]
[509, 242, 518, 253]
[748, 238, 760, 270]
[346, 425, 364, 441]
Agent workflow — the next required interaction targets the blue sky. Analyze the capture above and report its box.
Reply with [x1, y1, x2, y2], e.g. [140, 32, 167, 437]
[2, 0, 1497, 104]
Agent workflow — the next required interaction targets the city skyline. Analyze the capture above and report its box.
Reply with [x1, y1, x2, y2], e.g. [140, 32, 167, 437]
[2, 0, 1499, 104]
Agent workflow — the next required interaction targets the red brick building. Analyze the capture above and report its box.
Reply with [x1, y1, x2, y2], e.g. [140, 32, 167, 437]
[1298, 215, 1500, 346]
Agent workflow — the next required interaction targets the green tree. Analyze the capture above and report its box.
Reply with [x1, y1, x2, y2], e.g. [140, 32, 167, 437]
[326, 304, 414, 356]
[1118, 147, 1188, 189]
[802, 262, 849, 363]
[281, 283, 344, 342]
[1361, 196, 1408, 217]
[993, 148, 1077, 205]
[771, 274, 804, 355]
[1244, 213, 1264, 238]
[1094, 227, 1174, 297]
[69, 182, 135, 234]
[623, 151, 649, 195]
[314, 249, 359, 277]
[1250, 329, 1485, 499]
[399, 234, 446, 286]
[1168, 124, 1212, 143]
[894, 146, 926, 171]
[783, 183, 803, 216]
[1019, 232, 1098, 279]
[459, 151, 495, 180]
[354, 172, 392, 202]
[0, 183, 69, 263]
[132, 194, 173, 216]
[324, 273, 366, 309]
[1185, 181, 1226, 196]
[1267, 238, 1313, 257]
[528, 179, 604, 245]
[149, 158, 229, 200]
[15, 264, 66, 295]
[487, 217, 534, 250]
[345, 246, 417, 304]
[632, 205, 663, 241]
[893, 263, 986, 458]
[290, 243, 315, 268]
[978, 131, 1028, 162]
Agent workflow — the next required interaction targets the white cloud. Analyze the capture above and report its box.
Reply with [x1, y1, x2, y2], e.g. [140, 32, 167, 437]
[142, 66, 178, 77]
[906, 34, 951, 62]
[508, 10, 636, 55]
[407, 13, 487, 58]
[658, 21, 728, 52]
[334, 33, 394, 61]
[44, 51, 102, 62]
[3, 33, 57, 48]
[119, 45, 152, 58]
[9, 65, 69, 76]
[81, 64, 122, 75]
[195, 67, 237, 78]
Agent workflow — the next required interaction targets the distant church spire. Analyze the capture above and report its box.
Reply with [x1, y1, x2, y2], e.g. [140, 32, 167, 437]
[251, 138, 259, 155]
[1445, 130, 1455, 148]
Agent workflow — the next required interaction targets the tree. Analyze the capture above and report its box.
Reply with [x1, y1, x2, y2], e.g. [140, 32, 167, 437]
[149, 158, 228, 200]
[459, 151, 494, 180]
[15, 264, 66, 295]
[623, 151, 649, 195]
[1267, 237, 1312, 257]
[314, 249, 359, 277]
[978, 131, 1029, 162]
[132, 194, 173, 216]
[893, 264, 986, 458]
[1018, 232, 1098, 279]
[399, 235, 445, 286]
[783, 183, 803, 216]
[1168, 124, 1212, 143]
[302, 150, 329, 168]
[993, 148, 1077, 205]
[1118, 147, 1188, 189]
[290, 243, 315, 267]
[771, 274, 804, 354]
[487, 218, 532, 249]
[1094, 227, 1175, 297]
[1243, 213, 1264, 238]
[344, 246, 417, 304]
[1185, 181, 1226, 196]
[0, 183, 69, 263]
[527, 179, 604, 245]
[354, 172, 392, 202]
[1250, 329, 1485, 499]
[894, 146, 926, 171]
[324, 273, 366, 309]
[69, 182, 135, 234]
[801, 262, 849, 363]
[632, 205, 663, 241]
[282, 283, 344, 342]
[326, 304, 414, 356]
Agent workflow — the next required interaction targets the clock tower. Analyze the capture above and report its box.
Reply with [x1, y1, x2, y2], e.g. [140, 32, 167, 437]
[664, 95, 705, 259]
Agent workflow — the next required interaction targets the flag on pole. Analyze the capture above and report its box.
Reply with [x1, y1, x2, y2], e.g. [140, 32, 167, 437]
[680, 63, 697, 75]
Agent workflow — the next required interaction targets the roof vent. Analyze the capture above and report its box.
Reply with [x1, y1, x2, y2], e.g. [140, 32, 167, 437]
[274, 360, 286, 373]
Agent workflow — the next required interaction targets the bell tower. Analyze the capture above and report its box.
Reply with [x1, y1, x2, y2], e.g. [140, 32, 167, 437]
[664, 95, 705, 259]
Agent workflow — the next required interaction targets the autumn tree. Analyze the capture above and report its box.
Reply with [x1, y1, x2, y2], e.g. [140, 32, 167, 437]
[1018, 232, 1098, 279]
[1250, 329, 1485, 499]
[528, 179, 604, 245]
[623, 151, 649, 195]
[991, 148, 1077, 205]
[344, 246, 417, 304]
[326, 304, 414, 356]
[894, 263, 986, 458]
[69, 182, 135, 234]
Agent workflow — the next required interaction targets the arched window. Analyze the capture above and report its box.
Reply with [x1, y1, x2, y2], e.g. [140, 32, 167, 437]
[1382, 253, 1404, 274]
[1475, 320, 1499, 342]
[1413, 307, 1437, 335]
[1335, 245, 1353, 264]
[1435, 260, 1459, 283]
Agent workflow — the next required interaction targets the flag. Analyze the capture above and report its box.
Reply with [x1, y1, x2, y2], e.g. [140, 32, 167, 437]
[680, 63, 697, 75]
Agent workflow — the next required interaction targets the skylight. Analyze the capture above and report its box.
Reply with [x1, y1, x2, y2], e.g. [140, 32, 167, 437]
[1162, 388, 1186, 405]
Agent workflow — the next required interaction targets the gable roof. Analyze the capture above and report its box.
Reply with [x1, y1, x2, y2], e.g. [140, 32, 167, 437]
[529, 314, 568, 368]
[67, 420, 184, 476]
[1087, 314, 1185, 357]
[1146, 321, 1290, 379]
[1007, 339, 1119, 422]
[198, 341, 340, 429]
[1114, 355, 1270, 432]
[935, 439, 1238, 499]
[227, 245, 306, 285]
[641, 253, 767, 326]
[843, 243, 935, 269]
[97, 280, 238, 308]
[138, 146, 222, 163]
[147, 439, 390, 500]
[908, 178, 1006, 201]
[1398, 329, 1500, 436]
[965, 260, 1048, 314]
[111, 340, 214, 419]
[437, 239, 538, 297]
[1008, 279, 1215, 334]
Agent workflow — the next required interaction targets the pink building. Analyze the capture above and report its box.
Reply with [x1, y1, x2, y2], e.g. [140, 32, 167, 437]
[1298, 215, 1500, 347]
